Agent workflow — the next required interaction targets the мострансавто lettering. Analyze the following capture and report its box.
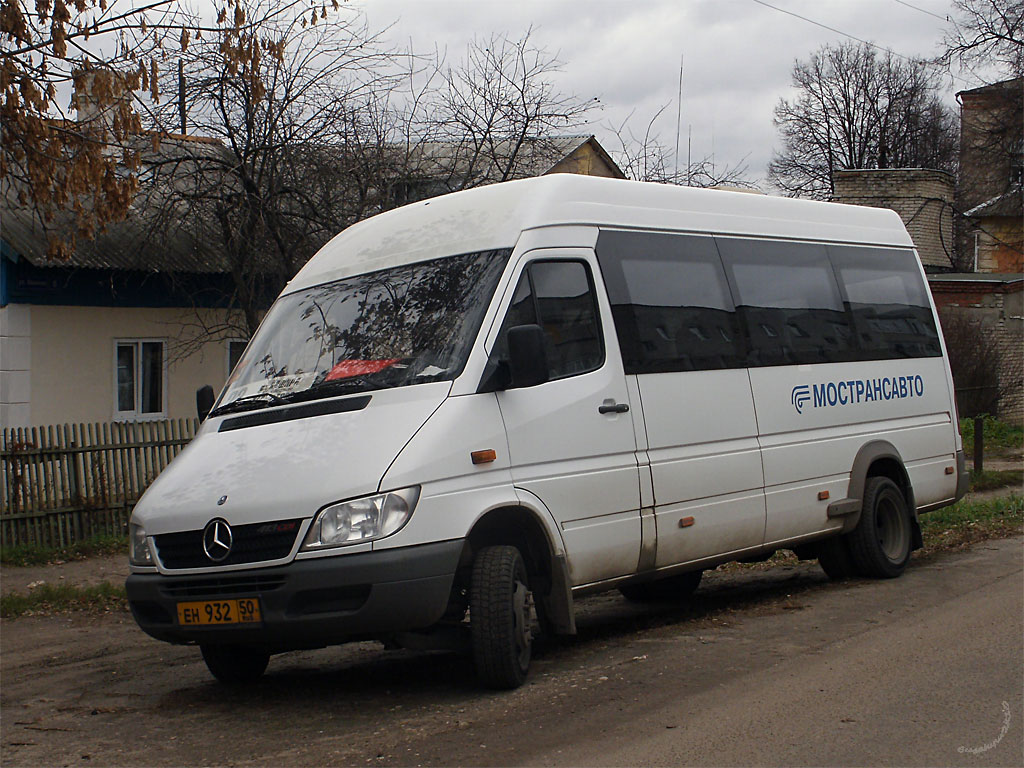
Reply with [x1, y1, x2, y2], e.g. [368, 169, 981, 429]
[813, 375, 924, 408]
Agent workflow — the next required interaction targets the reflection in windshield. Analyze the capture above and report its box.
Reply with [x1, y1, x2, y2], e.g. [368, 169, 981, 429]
[215, 249, 511, 414]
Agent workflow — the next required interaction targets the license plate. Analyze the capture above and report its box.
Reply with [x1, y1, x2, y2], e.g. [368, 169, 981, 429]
[177, 598, 261, 626]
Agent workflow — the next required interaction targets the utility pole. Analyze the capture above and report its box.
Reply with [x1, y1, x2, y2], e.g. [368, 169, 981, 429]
[178, 59, 187, 135]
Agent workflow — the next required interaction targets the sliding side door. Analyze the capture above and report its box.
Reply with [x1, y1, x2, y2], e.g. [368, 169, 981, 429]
[595, 231, 766, 568]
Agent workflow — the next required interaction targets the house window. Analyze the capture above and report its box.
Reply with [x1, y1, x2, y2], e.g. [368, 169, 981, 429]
[227, 340, 248, 377]
[115, 340, 166, 418]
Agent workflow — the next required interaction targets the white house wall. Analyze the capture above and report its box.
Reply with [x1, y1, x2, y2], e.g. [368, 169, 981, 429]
[1, 304, 32, 427]
[16, 305, 242, 428]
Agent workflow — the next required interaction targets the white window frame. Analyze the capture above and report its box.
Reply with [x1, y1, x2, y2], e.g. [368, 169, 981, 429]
[113, 338, 168, 421]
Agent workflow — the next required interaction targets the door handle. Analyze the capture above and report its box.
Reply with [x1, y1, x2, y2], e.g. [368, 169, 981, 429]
[598, 401, 629, 414]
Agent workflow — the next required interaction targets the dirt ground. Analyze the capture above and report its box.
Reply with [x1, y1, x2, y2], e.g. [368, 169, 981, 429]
[1, 536, 1021, 767]
[1, 465, 1021, 767]
[0, 554, 126, 598]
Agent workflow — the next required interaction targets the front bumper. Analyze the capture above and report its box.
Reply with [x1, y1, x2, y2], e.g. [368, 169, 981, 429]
[126, 539, 464, 649]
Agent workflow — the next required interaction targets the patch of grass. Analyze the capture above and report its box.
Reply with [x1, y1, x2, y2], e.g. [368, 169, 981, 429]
[0, 535, 127, 567]
[919, 494, 1023, 553]
[970, 469, 1024, 493]
[0, 581, 126, 619]
[959, 416, 1024, 453]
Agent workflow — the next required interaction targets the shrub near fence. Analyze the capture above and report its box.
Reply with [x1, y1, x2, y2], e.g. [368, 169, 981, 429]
[1, 419, 198, 549]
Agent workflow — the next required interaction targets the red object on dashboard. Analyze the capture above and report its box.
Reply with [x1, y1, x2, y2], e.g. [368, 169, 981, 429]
[325, 359, 400, 381]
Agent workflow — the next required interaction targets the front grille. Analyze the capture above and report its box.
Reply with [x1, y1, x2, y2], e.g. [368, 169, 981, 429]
[154, 519, 303, 570]
[159, 575, 288, 598]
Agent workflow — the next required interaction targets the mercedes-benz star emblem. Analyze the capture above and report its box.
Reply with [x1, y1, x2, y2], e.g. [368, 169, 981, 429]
[202, 519, 233, 562]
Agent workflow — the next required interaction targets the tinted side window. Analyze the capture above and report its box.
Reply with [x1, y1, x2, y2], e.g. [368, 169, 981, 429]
[717, 238, 856, 366]
[596, 231, 742, 373]
[829, 246, 941, 359]
[496, 260, 604, 379]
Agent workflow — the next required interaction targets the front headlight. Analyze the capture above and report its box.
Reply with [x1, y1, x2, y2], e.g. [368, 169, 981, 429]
[301, 487, 420, 550]
[129, 523, 154, 566]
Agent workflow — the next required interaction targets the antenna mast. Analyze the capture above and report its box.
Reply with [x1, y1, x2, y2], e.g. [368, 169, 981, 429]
[674, 54, 683, 181]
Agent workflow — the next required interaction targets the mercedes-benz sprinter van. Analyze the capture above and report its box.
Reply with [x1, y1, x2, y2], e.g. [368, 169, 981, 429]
[126, 175, 967, 688]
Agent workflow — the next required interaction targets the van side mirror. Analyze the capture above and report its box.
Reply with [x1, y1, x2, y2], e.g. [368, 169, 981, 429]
[507, 324, 550, 388]
[196, 385, 215, 421]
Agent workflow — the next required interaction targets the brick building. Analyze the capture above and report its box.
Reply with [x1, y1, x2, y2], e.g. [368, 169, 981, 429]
[832, 169, 955, 271]
[831, 79, 1023, 424]
[956, 78, 1023, 273]
[928, 274, 1023, 423]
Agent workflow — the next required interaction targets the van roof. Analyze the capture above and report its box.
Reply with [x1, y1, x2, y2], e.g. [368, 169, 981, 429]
[287, 175, 914, 293]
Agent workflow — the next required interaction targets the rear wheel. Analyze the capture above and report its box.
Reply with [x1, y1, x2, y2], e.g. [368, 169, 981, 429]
[619, 570, 703, 603]
[470, 545, 534, 689]
[848, 477, 912, 578]
[200, 644, 269, 685]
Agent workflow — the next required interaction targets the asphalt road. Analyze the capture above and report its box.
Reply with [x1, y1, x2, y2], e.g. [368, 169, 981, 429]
[2, 537, 1021, 767]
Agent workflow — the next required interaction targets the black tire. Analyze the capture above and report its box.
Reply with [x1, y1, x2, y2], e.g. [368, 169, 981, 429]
[470, 545, 534, 689]
[619, 570, 703, 603]
[816, 535, 858, 580]
[200, 644, 269, 685]
[848, 476, 912, 579]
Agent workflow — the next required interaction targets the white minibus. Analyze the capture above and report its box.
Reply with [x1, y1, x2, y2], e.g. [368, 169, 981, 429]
[126, 175, 967, 688]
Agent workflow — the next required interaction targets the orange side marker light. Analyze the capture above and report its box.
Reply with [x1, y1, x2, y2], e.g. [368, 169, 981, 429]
[679, 516, 695, 528]
[945, 466, 955, 475]
[471, 449, 497, 465]
[818, 490, 830, 501]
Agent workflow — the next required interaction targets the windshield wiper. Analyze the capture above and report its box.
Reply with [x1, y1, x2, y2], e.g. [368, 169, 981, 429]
[277, 377, 376, 404]
[208, 392, 286, 418]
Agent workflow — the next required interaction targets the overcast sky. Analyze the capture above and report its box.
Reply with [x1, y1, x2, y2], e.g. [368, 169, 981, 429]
[348, 0, 967, 188]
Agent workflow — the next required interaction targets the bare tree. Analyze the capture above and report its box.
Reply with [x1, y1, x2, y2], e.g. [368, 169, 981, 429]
[940, 308, 1023, 419]
[150, 24, 604, 348]
[769, 42, 959, 199]
[941, 0, 1024, 80]
[0, 0, 325, 258]
[145, 1, 405, 339]
[937, 2, 1023, 272]
[606, 106, 755, 189]
[430, 29, 598, 191]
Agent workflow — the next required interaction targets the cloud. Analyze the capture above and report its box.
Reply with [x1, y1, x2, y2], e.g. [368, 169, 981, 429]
[351, 0, 957, 186]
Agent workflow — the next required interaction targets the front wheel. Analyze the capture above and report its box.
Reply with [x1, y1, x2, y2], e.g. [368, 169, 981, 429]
[848, 477, 912, 578]
[470, 545, 534, 689]
[200, 644, 270, 685]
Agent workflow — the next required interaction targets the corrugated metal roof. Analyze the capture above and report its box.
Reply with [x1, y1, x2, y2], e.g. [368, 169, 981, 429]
[1, 133, 233, 272]
[405, 135, 613, 186]
[1, 133, 620, 273]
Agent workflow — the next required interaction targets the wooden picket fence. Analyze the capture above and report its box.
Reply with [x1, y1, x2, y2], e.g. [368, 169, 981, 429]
[0, 419, 198, 549]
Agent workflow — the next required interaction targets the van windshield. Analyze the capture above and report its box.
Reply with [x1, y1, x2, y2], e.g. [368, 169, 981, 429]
[213, 249, 511, 415]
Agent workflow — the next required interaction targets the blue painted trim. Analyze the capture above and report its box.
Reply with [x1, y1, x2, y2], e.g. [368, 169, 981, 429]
[1, 256, 251, 309]
[0, 238, 20, 261]
[0, 239, 19, 307]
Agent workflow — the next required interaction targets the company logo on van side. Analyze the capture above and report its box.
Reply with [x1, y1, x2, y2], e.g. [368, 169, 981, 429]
[791, 385, 812, 414]
[791, 375, 925, 414]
